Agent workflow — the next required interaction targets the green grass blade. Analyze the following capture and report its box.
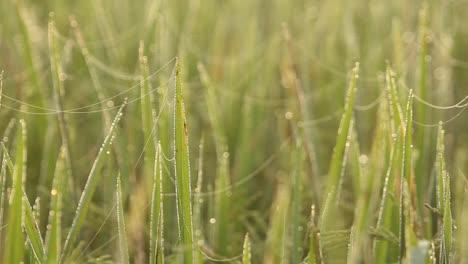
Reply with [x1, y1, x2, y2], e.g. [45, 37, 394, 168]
[3, 119, 26, 264]
[320, 63, 359, 261]
[1, 130, 45, 262]
[173, 59, 194, 264]
[242, 233, 251, 264]
[45, 147, 67, 263]
[436, 123, 445, 212]
[116, 173, 129, 264]
[61, 102, 126, 261]
[374, 132, 402, 263]
[399, 90, 414, 262]
[414, 7, 431, 199]
[150, 143, 164, 264]
[139, 41, 157, 186]
[321, 63, 359, 222]
[23, 194, 45, 263]
[442, 170, 453, 263]
[386, 66, 404, 134]
[437, 124, 452, 262]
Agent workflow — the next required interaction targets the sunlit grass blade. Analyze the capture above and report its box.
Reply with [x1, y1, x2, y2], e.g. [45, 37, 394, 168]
[351, 98, 390, 262]
[386, 66, 404, 134]
[23, 194, 45, 263]
[436, 123, 446, 212]
[139, 41, 157, 184]
[374, 132, 402, 263]
[442, 170, 453, 263]
[173, 59, 194, 264]
[320, 63, 359, 261]
[1, 132, 45, 262]
[321, 63, 359, 223]
[45, 147, 67, 263]
[399, 90, 414, 262]
[116, 173, 129, 264]
[150, 143, 164, 264]
[61, 102, 126, 261]
[242, 233, 251, 264]
[414, 6, 431, 191]
[3, 119, 26, 264]
[436, 124, 453, 262]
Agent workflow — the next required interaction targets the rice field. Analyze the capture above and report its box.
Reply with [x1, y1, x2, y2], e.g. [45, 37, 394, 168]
[0, 0, 467, 263]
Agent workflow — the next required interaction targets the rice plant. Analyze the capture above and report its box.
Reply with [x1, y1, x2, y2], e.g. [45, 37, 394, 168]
[0, 0, 467, 263]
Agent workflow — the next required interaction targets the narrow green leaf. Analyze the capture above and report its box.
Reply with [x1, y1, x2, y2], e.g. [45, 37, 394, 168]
[443, 172, 453, 262]
[374, 132, 402, 263]
[436, 123, 445, 212]
[414, 6, 432, 226]
[45, 147, 67, 263]
[174, 59, 194, 264]
[150, 143, 164, 264]
[320, 63, 359, 261]
[386, 65, 404, 134]
[399, 90, 414, 262]
[321, 63, 359, 225]
[23, 194, 45, 263]
[3, 119, 26, 264]
[242, 233, 251, 264]
[116, 173, 129, 264]
[139, 41, 157, 186]
[61, 102, 126, 261]
[1, 129, 45, 262]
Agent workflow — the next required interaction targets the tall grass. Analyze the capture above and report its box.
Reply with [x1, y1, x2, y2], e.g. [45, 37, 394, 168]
[0, 0, 467, 263]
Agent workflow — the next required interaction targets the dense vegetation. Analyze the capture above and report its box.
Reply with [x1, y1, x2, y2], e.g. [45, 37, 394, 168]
[0, 0, 467, 263]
